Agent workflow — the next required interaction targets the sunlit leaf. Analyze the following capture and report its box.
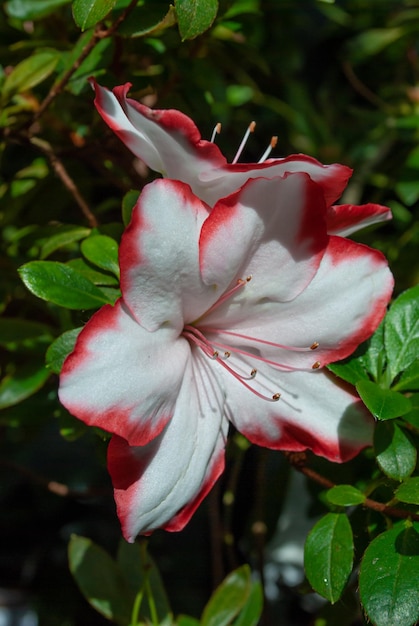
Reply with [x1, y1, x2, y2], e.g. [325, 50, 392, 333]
[374, 421, 417, 481]
[72, 0, 117, 30]
[175, 0, 218, 40]
[356, 379, 412, 420]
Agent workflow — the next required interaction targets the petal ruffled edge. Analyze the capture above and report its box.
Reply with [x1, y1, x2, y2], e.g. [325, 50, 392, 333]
[326, 202, 392, 236]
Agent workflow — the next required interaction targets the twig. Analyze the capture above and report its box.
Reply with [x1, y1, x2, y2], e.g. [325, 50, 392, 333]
[285, 451, 419, 522]
[29, 0, 139, 128]
[29, 136, 98, 227]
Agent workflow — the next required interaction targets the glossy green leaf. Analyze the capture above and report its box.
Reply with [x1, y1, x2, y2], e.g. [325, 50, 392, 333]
[403, 393, 419, 429]
[359, 524, 419, 626]
[5, 0, 71, 20]
[356, 379, 412, 420]
[62, 34, 113, 95]
[68, 535, 133, 625]
[175, 0, 218, 40]
[116, 1, 177, 38]
[304, 513, 353, 604]
[201, 565, 252, 626]
[0, 318, 54, 350]
[19, 261, 113, 309]
[40, 225, 91, 259]
[385, 285, 419, 382]
[395, 478, 419, 505]
[0, 360, 50, 409]
[81, 235, 119, 278]
[327, 356, 368, 386]
[232, 580, 263, 626]
[122, 189, 140, 226]
[374, 421, 417, 481]
[2, 51, 60, 101]
[326, 485, 366, 507]
[359, 322, 386, 381]
[393, 358, 419, 392]
[45, 328, 82, 374]
[117, 540, 171, 623]
[176, 617, 200, 626]
[72, 0, 117, 29]
[67, 258, 118, 285]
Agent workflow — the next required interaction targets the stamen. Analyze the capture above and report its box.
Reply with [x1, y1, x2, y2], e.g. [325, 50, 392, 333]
[201, 328, 319, 354]
[210, 122, 222, 143]
[312, 361, 321, 369]
[214, 356, 281, 401]
[232, 121, 256, 164]
[258, 136, 278, 163]
[202, 276, 252, 319]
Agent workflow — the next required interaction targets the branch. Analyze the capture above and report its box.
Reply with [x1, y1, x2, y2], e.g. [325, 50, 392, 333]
[29, 0, 139, 127]
[29, 136, 98, 227]
[285, 451, 419, 522]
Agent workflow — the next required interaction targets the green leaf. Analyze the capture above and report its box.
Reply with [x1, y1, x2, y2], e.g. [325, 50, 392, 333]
[2, 51, 60, 101]
[201, 565, 252, 626]
[304, 513, 353, 604]
[72, 0, 117, 30]
[68, 535, 133, 625]
[67, 258, 119, 286]
[327, 356, 369, 386]
[385, 285, 419, 382]
[359, 524, 419, 626]
[117, 540, 171, 623]
[81, 234, 119, 278]
[62, 34, 113, 95]
[116, 1, 177, 38]
[374, 421, 417, 481]
[0, 360, 50, 409]
[359, 321, 386, 381]
[356, 379, 412, 420]
[122, 189, 140, 226]
[0, 318, 54, 350]
[176, 617, 200, 626]
[326, 485, 366, 507]
[232, 580, 263, 626]
[175, 0, 218, 40]
[346, 27, 404, 65]
[19, 261, 113, 309]
[5, 0, 71, 20]
[40, 225, 91, 259]
[45, 328, 82, 374]
[393, 359, 419, 392]
[395, 478, 419, 505]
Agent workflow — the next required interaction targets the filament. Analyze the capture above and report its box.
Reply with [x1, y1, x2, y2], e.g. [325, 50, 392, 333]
[232, 121, 256, 164]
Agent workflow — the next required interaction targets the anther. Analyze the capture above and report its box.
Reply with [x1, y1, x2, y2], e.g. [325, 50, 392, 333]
[211, 122, 222, 143]
[259, 136, 278, 163]
[224, 351, 231, 358]
[211, 351, 219, 359]
[250, 368, 257, 378]
[232, 121, 256, 164]
[310, 342, 319, 350]
[272, 393, 281, 401]
[312, 361, 321, 369]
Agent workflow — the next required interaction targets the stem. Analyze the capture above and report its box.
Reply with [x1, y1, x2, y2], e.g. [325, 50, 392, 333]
[29, 136, 98, 227]
[285, 451, 419, 522]
[130, 589, 144, 626]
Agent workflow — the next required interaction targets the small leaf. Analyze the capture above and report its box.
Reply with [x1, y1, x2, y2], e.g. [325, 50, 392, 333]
[122, 189, 140, 226]
[385, 285, 419, 382]
[395, 478, 419, 505]
[81, 235, 119, 278]
[232, 580, 263, 626]
[67, 258, 119, 286]
[19, 261, 113, 309]
[2, 51, 60, 101]
[393, 359, 419, 392]
[0, 318, 54, 350]
[374, 421, 417, 481]
[359, 524, 419, 626]
[40, 225, 91, 259]
[175, 0, 218, 40]
[46, 328, 82, 374]
[356, 379, 412, 420]
[5, 0, 71, 20]
[0, 360, 50, 409]
[304, 513, 353, 604]
[326, 485, 366, 507]
[72, 0, 117, 30]
[201, 565, 252, 626]
[68, 535, 134, 625]
[327, 357, 369, 386]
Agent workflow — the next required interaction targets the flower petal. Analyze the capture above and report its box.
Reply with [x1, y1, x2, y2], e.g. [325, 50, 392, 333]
[199, 174, 328, 306]
[120, 179, 215, 331]
[326, 203, 392, 236]
[222, 366, 373, 462]
[202, 235, 393, 371]
[92, 81, 351, 207]
[59, 299, 188, 446]
[107, 352, 228, 540]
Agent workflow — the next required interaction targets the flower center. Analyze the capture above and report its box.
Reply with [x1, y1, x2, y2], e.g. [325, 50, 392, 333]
[181, 277, 320, 402]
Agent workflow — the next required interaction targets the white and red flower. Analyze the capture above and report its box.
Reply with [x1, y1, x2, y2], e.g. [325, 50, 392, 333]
[59, 85, 394, 541]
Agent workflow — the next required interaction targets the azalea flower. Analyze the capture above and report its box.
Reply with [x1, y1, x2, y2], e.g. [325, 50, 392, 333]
[59, 168, 393, 541]
[91, 80, 392, 236]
